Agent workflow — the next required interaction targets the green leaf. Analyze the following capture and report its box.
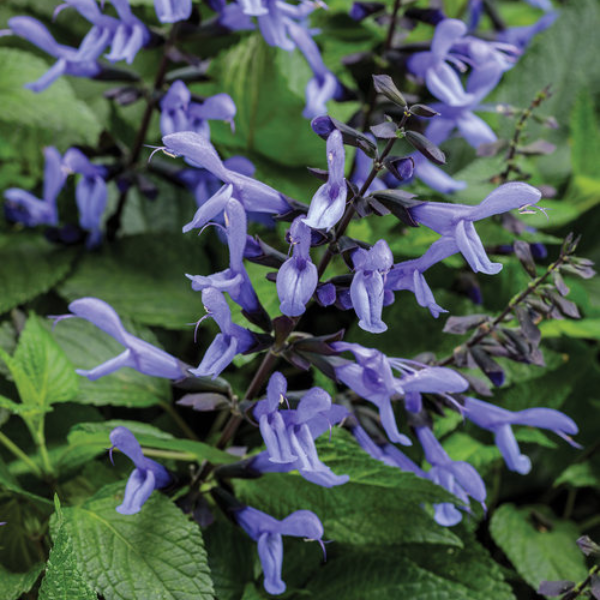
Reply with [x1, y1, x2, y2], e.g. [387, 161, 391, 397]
[540, 318, 600, 340]
[555, 454, 600, 489]
[235, 432, 462, 548]
[58, 233, 209, 329]
[570, 89, 600, 179]
[65, 421, 238, 466]
[0, 562, 44, 600]
[61, 483, 214, 600]
[0, 48, 101, 145]
[306, 532, 514, 600]
[0, 234, 76, 316]
[489, 504, 587, 592]
[50, 317, 170, 408]
[39, 497, 97, 600]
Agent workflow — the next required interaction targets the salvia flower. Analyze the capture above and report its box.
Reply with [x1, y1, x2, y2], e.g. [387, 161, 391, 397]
[103, 0, 151, 64]
[190, 288, 255, 379]
[303, 130, 347, 231]
[350, 239, 393, 333]
[409, 182, 542, 275]
[253, 372, 349, 487]
[63, 148, 108, 248]
[4, 147, 64, 227]
[155, 0, 192, 23]
[109, 426, 171, 515]
[416, 426, 487, 526]
[235, 505, 324, 595]
[56, 298, 185, 380]
[7, 16, 103, 91]
[463, 397, 579, 474]
[163, 132, 291, 215]
[276, 217, 318, 316]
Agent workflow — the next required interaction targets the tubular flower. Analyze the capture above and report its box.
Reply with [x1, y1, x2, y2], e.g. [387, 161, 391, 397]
[235, 505, 324, 595]
[463, 397, 579, 474]
[56, 298, 185, 380]
[276, 217, 318, 317]
[109, 426, 171, 515]
[303, 130, 347, 231]
[154, 0, 192, 22]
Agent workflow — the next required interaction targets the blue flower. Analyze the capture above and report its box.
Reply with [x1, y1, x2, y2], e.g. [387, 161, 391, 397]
[303, 130, 347, 231]
[7, 16, 103, 91]
[4, 147, 64, 226]
[162, 132, 291, 215]
[154, 0, 192, 22]
[104, 0, 151, 64]
[463, 397, 579, 474]
[235, 505, 324, 595]
[350, 239, 393, 333]
[252, 372, 349, 487]
[56, 297, 185, 380]
[63, 148, 108, 248]
[109, 426, 171, 515]
[190, 288, 255, 379]
[276, 218, 318, 316]
[409, 182, 542, 275]
[416, 425, 487, 526]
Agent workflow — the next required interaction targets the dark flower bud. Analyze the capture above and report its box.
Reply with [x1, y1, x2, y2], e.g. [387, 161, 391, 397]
[513, 240, 537, 277]
[350, 1, 385, 21]
[404, 7, 446, 25]
[409, 104, 440, 118]
[176, 393, 230, 412]
[405, 130, 446, 165]
[537, 580, 575, 597]
[371, 121, 398, 139]
[372, 74, 407, 108]
[368, 189, 422, 227]
[470, 347, 505, 387]
[577, 535, 600, 557]
[384, 156, 415, 181]
[311, 116, 378, 158]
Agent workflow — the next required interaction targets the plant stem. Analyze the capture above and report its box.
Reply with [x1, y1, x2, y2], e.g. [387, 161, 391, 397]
[0, 431, 43, 478]
[568, 564, 600, 599]
[438, 252, 567, 367]
[141, 447, 197, 461]
[384, 0, 403, 52]
[160, 401, 199, 441]
[106, 27, 178, 240]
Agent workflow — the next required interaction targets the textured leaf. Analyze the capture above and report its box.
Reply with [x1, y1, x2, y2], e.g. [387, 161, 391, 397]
[61, 483, 215, 600]
[490, 504, 587, 592]
[39, 500, 97, 600]
[306, 533, 514, 600]
[0, 562, 44, 600]
[0, 235, 75, 316]
[235, 432, 461, 548]
[540, 318, 600, 340]
[59, 233, 210, 329]
[50, 318, 170, 408]
[0, 48, 101, 145]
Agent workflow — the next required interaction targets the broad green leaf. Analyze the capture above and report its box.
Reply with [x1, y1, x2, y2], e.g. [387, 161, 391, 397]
[570, 89, 600, 179]
[50, 318, 170, 408]
[0, 48, 101, 146]
[306, 533, 514, 600]
[490, 504, 587, 592]
[61, 483, 215, 600]
[235, 432, 462, 548]
[555, 454, 600, 489]
[540, 318, 600, 340]
[0, 562, 44, 600]
[442, 433, 501, 474]
[58, 233, 209, 329]
[0, 234, 75, 316]
[65, 420, 238, 466]
[39, 498, 97, 600]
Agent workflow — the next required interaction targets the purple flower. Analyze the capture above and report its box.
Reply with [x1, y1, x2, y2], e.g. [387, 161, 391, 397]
[333, 342, 411, 445]
[154, 0, 192, 22]
[63, 148, 108, 248]
[7, 16, 103, 91]
[408, 19, 473, 106]
[412, 154, 467, 195]
[190, 288, 255, 379]
[4, 147, 64, 226]
[162, 132, 290, 215]
[463, 397, 579, 474]
[303, 130, 347, 231]
[56, 298, 185, 380]
[276, 218, 318, 316]
[104, 0, 151, 64]
[109, 426, 171, 515]
[497, 12, 558, 51]
[252, 372, 349, 487]
[235, 505, 324, 595]
[409, 182, 542, 275]
[160, 81, 236, 139]
[350, 240, 393, 333]
[416, 426, 487, 526]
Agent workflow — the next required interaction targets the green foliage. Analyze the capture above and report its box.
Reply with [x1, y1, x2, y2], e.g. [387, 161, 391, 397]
[0, 562, 44, 600]
[59, 483, 215, 600]
[490, 504, 588, 592]
[0, 235, 75, 316]
[59, 233, 210, 329]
